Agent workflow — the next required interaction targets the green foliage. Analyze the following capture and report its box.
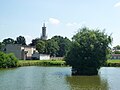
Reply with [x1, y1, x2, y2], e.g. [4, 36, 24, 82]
[114, 51, 120, 54]
[0, 42, 4, 50]
[31, 36, 71, 57]
[18, 60, 65, 67]
[15, 36, 26, 45]
[2, 38, 15, 45]
[29, 38, 41, 46]
[45, 39, 59, 56]
[51, 36, 72, 57]
[113, 45, 120, 50]
[65, 27, 112, 75]
[107, 60, 120, 67]
[36, 40, 46, 54]
[0, 52, 18, 68]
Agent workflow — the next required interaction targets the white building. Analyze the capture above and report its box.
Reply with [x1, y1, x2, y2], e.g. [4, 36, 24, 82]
[32, 52, 50, 60]
[111, 54, 120, 59]
[2, 44, 36, 60]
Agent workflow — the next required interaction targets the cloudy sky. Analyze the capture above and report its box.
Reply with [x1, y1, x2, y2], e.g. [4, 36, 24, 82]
[0, 0, 120, 46]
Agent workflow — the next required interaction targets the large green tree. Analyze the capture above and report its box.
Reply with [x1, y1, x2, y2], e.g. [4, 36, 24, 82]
[51, 36, 72, 57]
[36, 40, 46, 54]
[15, 36, 26, 45]
[0, 42, 3, 50]
[113, 45, 120, 50]
[113, 45, 120, 54]
[45, 39, 59, 56]
[65, 27, 112, 75]
[29, 38, 41, 46]
[2, 38, 15, 45]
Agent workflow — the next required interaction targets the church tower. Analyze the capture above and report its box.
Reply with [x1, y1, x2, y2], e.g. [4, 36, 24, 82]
[41, 23, 47, 40]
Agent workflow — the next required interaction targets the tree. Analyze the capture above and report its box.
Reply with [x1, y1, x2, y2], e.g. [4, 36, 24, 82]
[113, 45, 120, 50]
[112, 45, 120, 54]
[36, 40, 46, 54]
[2, 38, 15, 45]
[0, 42, 3, 50]
[15, 36, 26, 45]
[29, 38, 41, 46]
[45, 39, 59, 57]
[51, 36, 72, 57]
[114, 51, 120, 54]
[65, 27, 112, 75]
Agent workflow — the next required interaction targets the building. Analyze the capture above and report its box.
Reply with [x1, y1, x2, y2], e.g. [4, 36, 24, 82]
[1, 24, 49, 60]
[32, 52, 50, 60]
[2, 44, 36, 60]
[111, 54, 120, 59]
[40, 23, 47, 40]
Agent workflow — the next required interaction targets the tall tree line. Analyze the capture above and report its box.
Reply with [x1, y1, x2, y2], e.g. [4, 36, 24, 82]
[29, 36, 72, 57]
[0, 35, 72, 57]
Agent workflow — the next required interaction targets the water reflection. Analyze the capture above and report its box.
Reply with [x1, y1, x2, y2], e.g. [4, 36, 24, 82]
[66, 75, 109, 90]
[1, 67, 120, 90]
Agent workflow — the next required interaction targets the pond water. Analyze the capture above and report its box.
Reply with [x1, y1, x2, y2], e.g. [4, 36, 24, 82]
[0, 66, 120, 90]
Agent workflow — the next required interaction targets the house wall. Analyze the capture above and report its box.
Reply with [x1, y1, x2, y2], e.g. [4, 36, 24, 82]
[3, 44, 36, 60]
[32, 53, 40, 60]
[111, 54, 120, 59]
[40, 54, 50, 60]
[5, 44, 22, 59]
[24, 47, 36, 59]
[32, 53, 50, 60]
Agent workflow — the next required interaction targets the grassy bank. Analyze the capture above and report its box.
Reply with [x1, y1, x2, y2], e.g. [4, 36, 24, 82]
[16, 59, 120, 67]
[17, 60, 66, 67]
[107, 60, 120, 67]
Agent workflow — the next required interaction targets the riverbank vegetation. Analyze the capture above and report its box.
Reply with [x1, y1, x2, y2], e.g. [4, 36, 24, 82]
[0, 51, 18, 68]
[0, 35, 72, 57]
[17, 60, 66, 67]
[1, 50, 120, 68]
[17, 59, 120, 67]
[65, 27, 112, 75]
[107, 60, 120, 67]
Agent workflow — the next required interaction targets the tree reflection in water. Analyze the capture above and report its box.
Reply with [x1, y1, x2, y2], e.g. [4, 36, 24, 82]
[66, 75, 109, 90]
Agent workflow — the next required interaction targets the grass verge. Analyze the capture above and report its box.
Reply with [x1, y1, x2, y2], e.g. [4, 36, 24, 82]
[107, 60, 120, 67]
[17, 59, 120, 67]
[17, 60, 66, 67]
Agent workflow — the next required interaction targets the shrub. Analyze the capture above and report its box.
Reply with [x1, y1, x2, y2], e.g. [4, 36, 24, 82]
[0, 51, 18, 68]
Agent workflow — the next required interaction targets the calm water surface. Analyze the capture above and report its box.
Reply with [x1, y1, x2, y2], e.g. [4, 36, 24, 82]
[0, 66, 120, 90]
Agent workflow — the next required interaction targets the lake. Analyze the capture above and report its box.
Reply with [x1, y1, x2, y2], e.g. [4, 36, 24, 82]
[0, 66, 120, 90]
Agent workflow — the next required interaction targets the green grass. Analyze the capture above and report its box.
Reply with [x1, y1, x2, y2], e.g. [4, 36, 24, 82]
[17, 60, 66, 67]
[107, 60, 120, 63]
[17, 59, 120, 67]
[107, 59, 120, 67]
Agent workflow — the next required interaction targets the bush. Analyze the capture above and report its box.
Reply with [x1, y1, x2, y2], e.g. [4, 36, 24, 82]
[65, 27, 112, 75]
[0, 51, 18, 68]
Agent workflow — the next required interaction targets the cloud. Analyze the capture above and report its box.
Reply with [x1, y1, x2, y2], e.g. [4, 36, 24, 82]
[66, 22, 86, 27]
[114, 2, 120, 7]
[49, 18, 60, 25]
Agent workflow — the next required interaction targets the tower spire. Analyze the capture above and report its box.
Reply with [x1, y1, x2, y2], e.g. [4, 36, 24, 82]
[41, 23, 47, 40]
[43, 23, 45, 27]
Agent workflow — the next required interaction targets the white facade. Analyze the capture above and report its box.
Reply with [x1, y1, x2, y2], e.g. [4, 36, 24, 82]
[40, 54, 50, 60]
[2, 44, 36, 60]
[111, 54, 120, 59]
[32, 52, 50, 60]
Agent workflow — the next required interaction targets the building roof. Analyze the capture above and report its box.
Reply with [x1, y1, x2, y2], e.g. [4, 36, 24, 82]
[112, 54, 120, 56]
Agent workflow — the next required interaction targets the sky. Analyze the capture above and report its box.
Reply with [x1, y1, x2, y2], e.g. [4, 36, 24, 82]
[0, 0, 120, 46]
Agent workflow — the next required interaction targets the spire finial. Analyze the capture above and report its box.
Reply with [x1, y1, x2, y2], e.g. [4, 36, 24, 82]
[43, 23, 45, 27]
